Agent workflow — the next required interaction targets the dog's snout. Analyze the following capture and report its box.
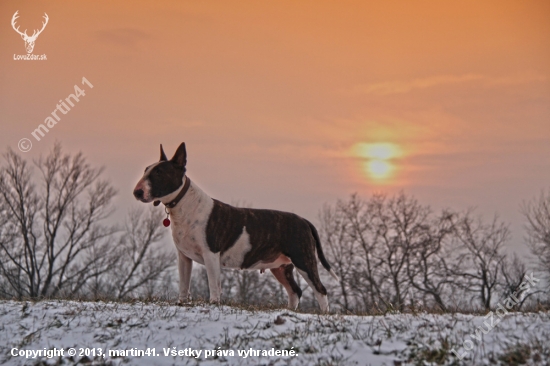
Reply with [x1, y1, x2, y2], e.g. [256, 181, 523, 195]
[133, 189, 144, 200]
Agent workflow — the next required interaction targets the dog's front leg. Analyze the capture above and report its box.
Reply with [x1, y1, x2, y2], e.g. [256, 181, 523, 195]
[178, 251, 193, 303]
[203, 251, 222, 302]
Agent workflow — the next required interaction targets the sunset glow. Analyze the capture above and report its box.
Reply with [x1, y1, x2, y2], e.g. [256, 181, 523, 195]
[354, 143, 402, 181]
[0, 0, 548, 244]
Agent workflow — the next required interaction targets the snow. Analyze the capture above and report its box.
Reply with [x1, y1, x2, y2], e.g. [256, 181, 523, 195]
[0, 300, 549, 365]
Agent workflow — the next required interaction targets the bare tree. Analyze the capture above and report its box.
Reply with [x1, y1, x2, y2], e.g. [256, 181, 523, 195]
[318, 202, 356, 311]
[0, 144, 117, 299]
[339, 194, 383, 311]
[113, 207, 173, 299]
[500, 253, 535, 309]
[0, 150, 40, 297]
[405, 210, 456, 311]
[370, 193, 424, 311]
[451, 213, 509, 310]
[522, 190, 550, 287]
[0, 144, 214, 302]
[320, 193, 517, 313]
[367, 193, 457, 311]
[320, 193, 458, 312]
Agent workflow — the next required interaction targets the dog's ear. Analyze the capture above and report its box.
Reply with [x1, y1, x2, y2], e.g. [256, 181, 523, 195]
[160, 144, 168, 161]
[171, 142, 187, 167]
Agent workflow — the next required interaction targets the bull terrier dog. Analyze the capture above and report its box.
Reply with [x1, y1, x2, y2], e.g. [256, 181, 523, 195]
[133, 143, 338, 312]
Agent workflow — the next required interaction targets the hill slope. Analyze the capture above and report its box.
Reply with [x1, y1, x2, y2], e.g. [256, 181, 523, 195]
[0, 300, 549, 365]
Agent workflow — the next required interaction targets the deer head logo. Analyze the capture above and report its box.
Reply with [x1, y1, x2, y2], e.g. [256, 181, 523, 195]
[11, 11, 49, 54]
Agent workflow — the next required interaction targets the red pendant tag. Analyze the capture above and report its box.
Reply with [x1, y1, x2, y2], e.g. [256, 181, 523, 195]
[163, 206, 171, 227]
[162, 207, 171, 227]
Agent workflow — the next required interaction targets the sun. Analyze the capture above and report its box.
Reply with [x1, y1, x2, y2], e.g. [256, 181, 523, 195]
[353, 142, 402, 181]
[365, 160, 394, 180]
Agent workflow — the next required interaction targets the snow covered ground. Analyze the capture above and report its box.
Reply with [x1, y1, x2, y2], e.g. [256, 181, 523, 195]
[0, 300, 549, 365]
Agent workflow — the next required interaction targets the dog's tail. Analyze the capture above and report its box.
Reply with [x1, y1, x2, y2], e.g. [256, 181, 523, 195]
[306, 220, 339, 282]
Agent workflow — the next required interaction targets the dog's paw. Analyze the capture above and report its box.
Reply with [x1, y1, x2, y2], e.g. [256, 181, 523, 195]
[176, 297, 192, 306]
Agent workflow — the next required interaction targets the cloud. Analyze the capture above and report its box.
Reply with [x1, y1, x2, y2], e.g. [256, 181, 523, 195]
[96, 28, 151, 47]
[352, 74, 547, 95]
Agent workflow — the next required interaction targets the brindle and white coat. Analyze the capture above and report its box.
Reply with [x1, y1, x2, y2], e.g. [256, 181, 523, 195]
[133, 143, 338, 312]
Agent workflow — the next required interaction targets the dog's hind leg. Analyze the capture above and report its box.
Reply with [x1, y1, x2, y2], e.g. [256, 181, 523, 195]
[289, 238, 330, 313]
[270, 264, 302, 309]
[178, 251, 193, 303]
[203, 251, 222, 302]
[296, 266, 329, 313]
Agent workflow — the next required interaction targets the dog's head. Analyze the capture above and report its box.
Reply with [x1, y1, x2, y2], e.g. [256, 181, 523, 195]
[133, 142, 187, 204]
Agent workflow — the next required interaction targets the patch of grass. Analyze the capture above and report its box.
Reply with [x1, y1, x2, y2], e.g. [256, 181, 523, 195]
[406, 337, 461, 366]
[498, 340, 550, 366]
[498, 344, 531, 365]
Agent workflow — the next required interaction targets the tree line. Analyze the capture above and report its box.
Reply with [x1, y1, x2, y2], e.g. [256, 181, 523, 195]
[0, 144, 173, 300]
[317, 193, 548, 312]
[0, 146, 548, 313]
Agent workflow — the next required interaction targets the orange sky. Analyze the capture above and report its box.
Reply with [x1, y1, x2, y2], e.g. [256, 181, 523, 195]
[1, 0, 549, 252]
